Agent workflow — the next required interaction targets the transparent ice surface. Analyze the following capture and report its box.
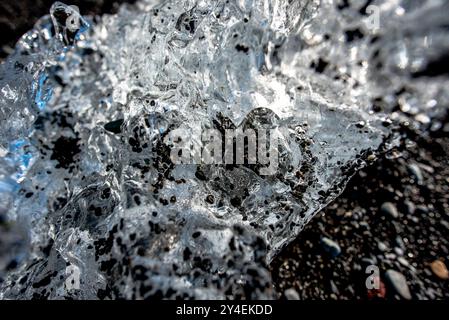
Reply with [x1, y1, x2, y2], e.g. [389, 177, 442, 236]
[0, 0, 448, 299]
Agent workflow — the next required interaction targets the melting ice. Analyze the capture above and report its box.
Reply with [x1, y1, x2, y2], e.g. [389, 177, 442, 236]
[0, 0, 448, 299]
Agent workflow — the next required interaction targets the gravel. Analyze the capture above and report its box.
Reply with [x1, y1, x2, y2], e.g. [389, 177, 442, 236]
[271, 127, 449, 300]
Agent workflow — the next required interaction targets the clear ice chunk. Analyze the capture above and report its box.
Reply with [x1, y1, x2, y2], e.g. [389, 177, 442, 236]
[0, 0, 448, 299]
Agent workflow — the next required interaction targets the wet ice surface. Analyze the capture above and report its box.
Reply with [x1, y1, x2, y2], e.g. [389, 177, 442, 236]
[0, 0, 448, 299]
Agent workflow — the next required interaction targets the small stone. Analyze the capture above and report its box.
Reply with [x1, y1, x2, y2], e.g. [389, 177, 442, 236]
[347, 285, 355, 295]
[404, 200, 415, 215]
[284, 288, 300, 300]
[352, 263, 362, 271]
[385, 253, 397, 260]
[415, 205, 428, 214]
[385, 270, 412, 300]
[321, 237, 341, 257]
[397, 257, 409, 267]
[426, 288, 437, 300]
[430, 260, 449, 280]
[381, 202, 399, 219]
[378, 242, 388, 252]
[407, 163, 423, 185]
[424, 269, 433, 277]
[441, 221, 449, 231]
[395, 236, 405, 250]
[361, 257, 376, 266]
[359, 221, 369, 230]
[344, 211, 353, 218]
[330, 280, 339, 294]
[394, 247, 404, 256]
